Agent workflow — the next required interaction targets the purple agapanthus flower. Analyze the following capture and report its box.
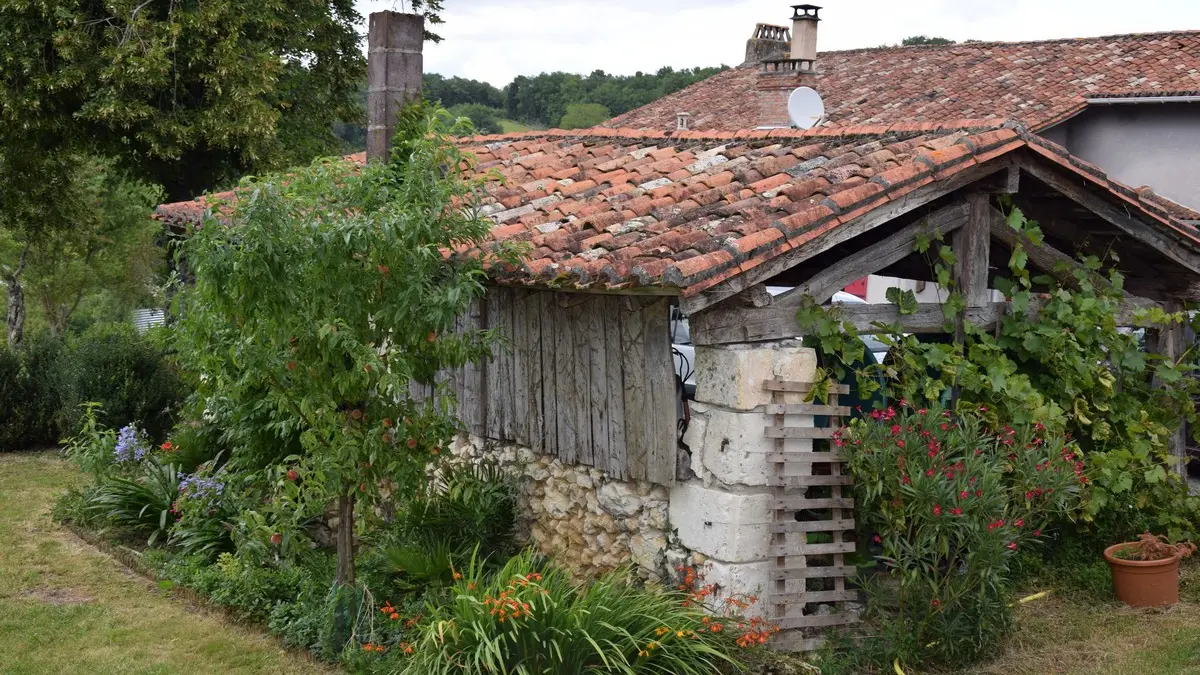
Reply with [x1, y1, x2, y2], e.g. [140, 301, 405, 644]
[114, 425, 149, 463]
[179, 474, 225, 502]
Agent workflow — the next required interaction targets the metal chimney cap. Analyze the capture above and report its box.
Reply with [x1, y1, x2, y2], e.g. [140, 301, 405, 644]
[792, 4, 822, 21]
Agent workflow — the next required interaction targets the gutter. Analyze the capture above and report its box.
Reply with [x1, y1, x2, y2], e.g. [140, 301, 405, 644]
[1086, 96, 1200, 105]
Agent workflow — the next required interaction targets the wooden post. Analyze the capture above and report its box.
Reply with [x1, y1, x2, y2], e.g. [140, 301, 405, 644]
[1150, 300, 1188, 473]
[950, 193, 991, 403]
[366, 12, 424, 163]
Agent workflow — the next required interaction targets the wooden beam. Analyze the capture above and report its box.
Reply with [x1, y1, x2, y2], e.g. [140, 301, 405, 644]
[692, 297, 1162, 344]
[1016, 156, 1200, 276]
[773, 201, 970, 306]
[955, 193, 992, 308]
[680, 161, 1008, 314]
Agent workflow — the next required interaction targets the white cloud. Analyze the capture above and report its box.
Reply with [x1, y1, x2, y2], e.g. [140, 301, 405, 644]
[356, 0, 1200, 87]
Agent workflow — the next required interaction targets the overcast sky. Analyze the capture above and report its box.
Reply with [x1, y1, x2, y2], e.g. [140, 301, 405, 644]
[354, 0, 1200, 88]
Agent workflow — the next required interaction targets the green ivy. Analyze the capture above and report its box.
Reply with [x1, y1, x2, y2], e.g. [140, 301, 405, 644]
[800, 203, 1200, 542]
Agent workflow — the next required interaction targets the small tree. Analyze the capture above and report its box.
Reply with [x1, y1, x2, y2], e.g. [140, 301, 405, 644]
[174, 102, 502, 591]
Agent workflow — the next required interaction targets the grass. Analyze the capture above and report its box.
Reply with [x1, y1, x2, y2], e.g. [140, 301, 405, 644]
[498, 119, 533, 133]
[938, 562, 1200, 675]
[0, 451, 333, 675]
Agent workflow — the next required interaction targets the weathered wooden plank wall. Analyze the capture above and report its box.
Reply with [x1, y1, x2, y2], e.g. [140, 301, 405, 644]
[420, 287, 676, 485]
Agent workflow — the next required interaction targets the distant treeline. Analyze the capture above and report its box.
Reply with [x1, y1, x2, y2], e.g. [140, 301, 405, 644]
[335, 66, 728, 145]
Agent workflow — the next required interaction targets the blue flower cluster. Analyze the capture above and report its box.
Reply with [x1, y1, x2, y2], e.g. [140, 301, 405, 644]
[179, 474, 225, 502]
[113, 424, 149, 463]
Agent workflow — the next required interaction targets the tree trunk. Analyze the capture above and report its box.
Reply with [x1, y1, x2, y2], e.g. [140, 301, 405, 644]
[4, 244, 28, 350]
[335, 489, 356, 585]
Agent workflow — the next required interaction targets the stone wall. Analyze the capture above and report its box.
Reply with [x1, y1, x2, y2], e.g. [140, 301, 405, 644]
[449, 435, 693, 579]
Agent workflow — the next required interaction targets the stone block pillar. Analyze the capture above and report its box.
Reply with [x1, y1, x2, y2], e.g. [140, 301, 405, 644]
[668, 343, 817, 611]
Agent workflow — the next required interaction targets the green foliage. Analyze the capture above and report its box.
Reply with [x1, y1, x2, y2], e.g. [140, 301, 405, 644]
[173, 101, 509, 584]
[0, 0, 366, 201]
[837, 405, 1084, 668]
[426, 74, 505, 109]
[398, 550, 741, 675]
[86, 459, 182, 545]
[505, 66, 727, 128]
[376, 462, 517, 588]
[448, 103, 505, 135]
[560, 102, 612, 130]
[900, 35, 956, 46]
[58, 324, 182, 441]
[0, 337, 65, 450]
[801, 204, 1200, 543]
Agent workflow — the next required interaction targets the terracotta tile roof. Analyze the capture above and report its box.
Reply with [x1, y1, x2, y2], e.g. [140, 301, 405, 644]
[155, 122, 1200, 297]
[604, 31, 1200, 133]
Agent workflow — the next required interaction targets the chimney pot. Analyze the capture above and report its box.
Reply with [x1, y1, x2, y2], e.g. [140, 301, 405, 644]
[790, 4, 821, 61]
[676, 112, 691, 131]
[367, 12, 425, 163]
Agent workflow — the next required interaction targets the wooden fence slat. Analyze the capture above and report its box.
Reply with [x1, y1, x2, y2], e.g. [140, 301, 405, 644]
[770, 589, 860, 604]
[770, 565, 859, 581]
[774, 614, 859, 630]
[764, 379, 850, 394]
[764, 425, 837, 439]
[763, 403, 852, 416]
[620, 298, 649, 481]
[764, 452, 844, 463]
[572, 300, 594, 467]
[555, 297, 578, 465]
[771, 519, 857, 534]
[771, 496, 855, 510]
[604, 298, 628, 479]
[587, 299, 609, 473]
[643, 298, 676, 485]
[500, 288, 516, 442]
[769, 541, 857, 556]
[768, 475, 855, 487]
[538, 292, 558, 457]
[510, 290, 529, 445]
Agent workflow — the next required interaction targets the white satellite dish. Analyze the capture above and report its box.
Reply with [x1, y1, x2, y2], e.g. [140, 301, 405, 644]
[787, 86, 825, 130]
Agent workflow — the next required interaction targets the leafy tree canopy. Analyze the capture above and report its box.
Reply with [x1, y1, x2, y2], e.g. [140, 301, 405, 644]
[901, 35, 956, 46]
[0, 0, 366, 201]
[447, 103, 504, 135]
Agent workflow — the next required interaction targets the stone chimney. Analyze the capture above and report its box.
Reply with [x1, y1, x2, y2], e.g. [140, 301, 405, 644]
[756, 5, 821, 128]
[743, 23, 791, 65]
[366, 12, 425, 163]
[676, 112, 691, 131]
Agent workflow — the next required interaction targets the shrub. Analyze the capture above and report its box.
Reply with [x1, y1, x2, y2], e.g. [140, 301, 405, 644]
[0, 337, 66, 450]
[397, 550, 743, 675]
[59, 323, 182, 440]
[837, 404, 1085, 668]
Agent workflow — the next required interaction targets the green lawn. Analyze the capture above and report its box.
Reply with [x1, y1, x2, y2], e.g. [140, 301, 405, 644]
[498, 119, 533, 133]
[0, 451, 333, 675]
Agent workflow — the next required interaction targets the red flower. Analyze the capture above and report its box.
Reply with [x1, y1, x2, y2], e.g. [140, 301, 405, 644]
[932, 505, 942, 517]
[931, 598, 941, 606]
[890, 424, 902, 436]
[873, 534, 881, 544]
[270, 533, 282, 545]
[286, 469, 299, 481]
[1025, 491, 1034, 500]
[1007, 542, 1018, 551]
[950, 507, 963, 516]
[902, 476, 911, 485]
[959, 491, 968, 500]
[1014, 519, 1024, 527]
[1034, 529, 1042, 537]
[975, 490, 983, 498]
[926, 469, 936, 477]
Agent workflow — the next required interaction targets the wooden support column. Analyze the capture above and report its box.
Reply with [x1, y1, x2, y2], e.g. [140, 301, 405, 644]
[366, 12, 424, 162]
[1149, 300, 1188, 472]
[950, 193, 991, 402]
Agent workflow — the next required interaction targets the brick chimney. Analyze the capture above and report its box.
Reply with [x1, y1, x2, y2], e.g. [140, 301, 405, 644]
[366, 12, 425, 162]
[756, 5, 821, 128]
[743, 23, 791, 65]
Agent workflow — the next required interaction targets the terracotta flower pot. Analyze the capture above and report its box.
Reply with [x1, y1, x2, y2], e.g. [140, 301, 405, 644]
[1104, 542, 1182, 607]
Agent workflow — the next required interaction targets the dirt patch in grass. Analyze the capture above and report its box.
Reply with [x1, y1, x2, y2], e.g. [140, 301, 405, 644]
[18, 586, 96, 605]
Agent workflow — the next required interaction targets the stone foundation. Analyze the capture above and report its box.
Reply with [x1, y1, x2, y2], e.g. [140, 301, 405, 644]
[449, 435, 692, 579]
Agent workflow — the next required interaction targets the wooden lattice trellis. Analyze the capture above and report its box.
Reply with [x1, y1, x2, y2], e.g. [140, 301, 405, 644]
[763, 379, 859, 652]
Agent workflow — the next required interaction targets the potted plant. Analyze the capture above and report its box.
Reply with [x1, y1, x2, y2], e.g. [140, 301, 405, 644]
[1104, 532, 1196, 607]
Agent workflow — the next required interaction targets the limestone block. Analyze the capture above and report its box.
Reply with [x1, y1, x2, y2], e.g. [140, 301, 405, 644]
[690, 402, 812, 487]
[694, 344, 817, 410]
[669, 481, 772, 563]
[701, 559, 773, 618]
[597, 481, 642, 517]
[629, 533, 666, 570]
